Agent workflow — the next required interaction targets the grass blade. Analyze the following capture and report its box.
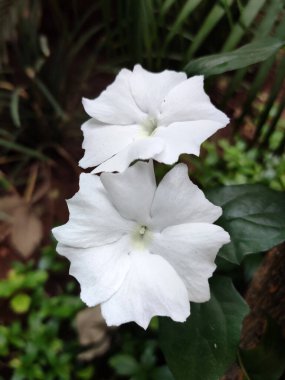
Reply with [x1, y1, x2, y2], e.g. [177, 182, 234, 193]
[164, 0, 202, 46]
[0, 139, 47, 160]
[10, 87, 22, 128]
[222, 0, 266, 52]
[184, 37, 284, 76]
[186, 0, 234, 60]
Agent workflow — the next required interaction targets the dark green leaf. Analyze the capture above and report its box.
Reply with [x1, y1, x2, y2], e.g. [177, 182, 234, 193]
[109, 354, 139, 376]
[184, 37, 284, 76]
[159, 276, 248, 380]
[206, 185, 285, 264]
[239, 319, 285, 380]
[151, 366, 174, 380]
[10, 88, 22, 128]
[242, 253, 264, 282]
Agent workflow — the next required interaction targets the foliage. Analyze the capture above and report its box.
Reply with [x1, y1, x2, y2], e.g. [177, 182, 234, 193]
[159, 276, 248, 380]
[0, 0, 101, 182]
[206, 184, 285, 264]
[191, 137, 285, 191]
[158, 179, 285, 380]
[184, 37, 285, 77]
[109, 335, 174, 380]
[1, 0, 285, 181]
[0, 245, 173, 380]
[0, 246, 94, 380]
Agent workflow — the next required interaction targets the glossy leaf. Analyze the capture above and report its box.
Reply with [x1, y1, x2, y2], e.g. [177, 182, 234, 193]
[159, 276, 248, 380]
[206, 185, 285, 264]
[184, 37, 284, 76]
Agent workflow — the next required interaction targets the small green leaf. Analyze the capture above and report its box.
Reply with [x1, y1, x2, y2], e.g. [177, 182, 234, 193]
[206, 184, 285, 264]
[76, 366, 94, 380]
[10, 293, 31, 314]
[109, 354, 139, 376]
[9, 357, 21, 369]
[184, 37, 284, 76]
[24, 270, 48, 288]
[159, 276, 248, 380]
[0, 326, 9, 356]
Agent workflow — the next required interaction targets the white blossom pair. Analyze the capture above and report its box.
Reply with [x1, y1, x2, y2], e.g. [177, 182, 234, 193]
[53, 65, 230, 329]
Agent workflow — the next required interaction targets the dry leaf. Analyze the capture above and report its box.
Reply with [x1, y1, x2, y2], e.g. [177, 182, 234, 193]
[0, 195, 42, 258]
[76, 306, 111, 361]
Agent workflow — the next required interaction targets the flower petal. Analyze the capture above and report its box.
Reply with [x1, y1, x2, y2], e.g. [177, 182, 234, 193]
[130, 64, 186, 117]
[52, 173, 135, 248]
[159, 75, 229, 126]
[92, 137, 164, 174]
[153, 120, 225, 164]
[150, 164, 222, 230]
[101, 251, 190, 329]
[56, 235, 131, 306]
[82, 68, 146, 125]
[79, 119, 143, 169]
[101, 161, 156, 225]
[150, 223, 230, 302]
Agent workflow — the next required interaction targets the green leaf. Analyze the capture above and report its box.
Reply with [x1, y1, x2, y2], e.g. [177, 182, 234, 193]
[239, 319, 285, 380]
[221, 0, 266, 52]
[10, 293, 31, 314]
[242, 253, 264, 282]
[0, 326, 9, 356]
[0, 138, 47, 160]
[206, 184, 285, 264]
[24, 270, 48, 288]
[10, 88, 22, 128]
[151, 366, 174, 380]
[164, 0, 202, 45]
[0, 272, 25, 298]
[159, 276, 248, 380]
[184, 37, 284, 77]
[109, 354, 139, 376]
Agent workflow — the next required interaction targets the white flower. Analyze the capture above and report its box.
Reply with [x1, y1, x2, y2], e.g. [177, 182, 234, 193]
[80, 65, 229, 173]
[53, 161, 230, 329]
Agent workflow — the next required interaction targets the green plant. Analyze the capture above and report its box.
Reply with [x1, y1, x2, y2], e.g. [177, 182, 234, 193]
[0, 0, 104, 183]
[1, 0, 285, 179]
[0, 244, 173, 380]
[0, 245, 96, 380]
[189, 136, 285, 190]
[109, 337, 174, 380]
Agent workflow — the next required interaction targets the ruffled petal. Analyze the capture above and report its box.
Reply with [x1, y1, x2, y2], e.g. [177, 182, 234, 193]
[82, 68, 146, 125]
[150, 164, 222, 230]
[101, 251, 190, 329]
[153, 120, 225, 163]
[56, 235, 131, 306]
[130, 64, 186, 117]
[92, 137, 164, 174]
[150, 223, 230, 302]
[79, 119, 143, 169]
[159, 75, 229, 126]
[52, 173, 135, 248]
[101, 161, 156, 225]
